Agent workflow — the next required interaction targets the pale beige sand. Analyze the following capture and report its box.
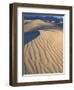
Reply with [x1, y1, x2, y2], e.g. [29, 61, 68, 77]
[24, 29, 63, 74]
[24, 19, 55, 32]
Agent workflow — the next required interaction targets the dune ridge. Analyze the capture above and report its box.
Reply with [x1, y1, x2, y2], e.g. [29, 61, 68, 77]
[24, 19, 56, 32]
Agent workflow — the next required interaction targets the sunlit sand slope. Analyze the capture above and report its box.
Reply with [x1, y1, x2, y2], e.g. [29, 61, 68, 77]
[24, 29, 63, 74]
[24, 19, 56, 32]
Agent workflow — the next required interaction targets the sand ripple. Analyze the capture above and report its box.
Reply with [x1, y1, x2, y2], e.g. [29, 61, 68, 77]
[24, 29, 63, 74]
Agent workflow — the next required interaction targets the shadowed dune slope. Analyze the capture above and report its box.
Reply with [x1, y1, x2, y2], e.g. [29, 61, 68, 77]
[24, 29, 63, 74]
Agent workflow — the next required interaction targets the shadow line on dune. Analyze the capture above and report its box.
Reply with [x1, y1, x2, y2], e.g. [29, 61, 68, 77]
[24, 31, 40, 45]
[24, 25, 63, 45]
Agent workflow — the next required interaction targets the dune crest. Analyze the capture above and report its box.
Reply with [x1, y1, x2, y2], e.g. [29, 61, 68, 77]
[24, 19, 56, 32]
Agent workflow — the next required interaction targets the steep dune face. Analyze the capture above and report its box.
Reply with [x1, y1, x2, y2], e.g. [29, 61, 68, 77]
[24, 29, 63, 74]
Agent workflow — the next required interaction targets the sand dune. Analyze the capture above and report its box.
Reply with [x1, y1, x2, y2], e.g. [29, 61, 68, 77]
[24, 29, 63, 74]
[24, 19, 56, 32]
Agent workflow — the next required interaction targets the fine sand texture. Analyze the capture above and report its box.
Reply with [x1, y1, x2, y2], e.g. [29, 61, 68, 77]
[24, 29, 63, 74]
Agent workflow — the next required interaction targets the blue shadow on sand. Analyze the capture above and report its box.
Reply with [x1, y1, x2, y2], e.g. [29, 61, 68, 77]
[24, 31, 40, 45]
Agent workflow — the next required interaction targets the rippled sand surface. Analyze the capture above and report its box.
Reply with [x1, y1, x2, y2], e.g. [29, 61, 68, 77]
[24, 29, 63, 74]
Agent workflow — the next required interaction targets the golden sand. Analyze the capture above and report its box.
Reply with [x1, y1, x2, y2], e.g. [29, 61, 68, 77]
[24, 29, 63, 74]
